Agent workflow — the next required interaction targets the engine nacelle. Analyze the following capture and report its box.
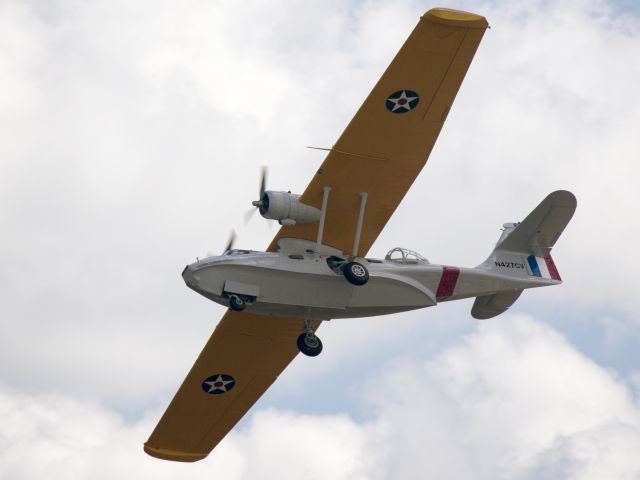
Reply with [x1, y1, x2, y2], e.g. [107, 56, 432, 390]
[259, 191, 321, 226]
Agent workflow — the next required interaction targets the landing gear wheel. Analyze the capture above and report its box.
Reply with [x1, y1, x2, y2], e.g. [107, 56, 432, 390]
[297, 332, 323, 357]
[228, 294, 245, 312]
[343, 261, 369, 286]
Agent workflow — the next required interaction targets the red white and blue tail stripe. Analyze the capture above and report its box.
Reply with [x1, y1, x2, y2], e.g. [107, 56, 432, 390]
[527, 255, 561, 281]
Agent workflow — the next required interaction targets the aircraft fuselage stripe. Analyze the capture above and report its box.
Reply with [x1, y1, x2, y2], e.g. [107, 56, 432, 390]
[436, 266, 460, 300]
[527, 255, 561, 281]
[544, 255, 561, 281]
[527, 255, 541, 277]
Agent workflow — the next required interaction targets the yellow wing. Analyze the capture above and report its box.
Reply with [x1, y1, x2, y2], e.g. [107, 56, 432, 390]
[145, 8, 488, 462]
[144, 311, 320, 461]
[268, 8, 488, 255]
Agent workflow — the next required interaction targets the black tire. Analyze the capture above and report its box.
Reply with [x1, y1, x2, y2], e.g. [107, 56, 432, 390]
[297, 333, 323, 357]
[343, 261, 369, 286]
[228, 295, 245, 312]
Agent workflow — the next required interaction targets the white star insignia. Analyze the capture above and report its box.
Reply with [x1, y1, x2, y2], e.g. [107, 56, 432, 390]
[388, 90, 418, 112]
[203, 375, 234, 393]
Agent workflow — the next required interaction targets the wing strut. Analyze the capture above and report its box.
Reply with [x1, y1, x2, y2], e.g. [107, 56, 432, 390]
[314, 186, 369, 259]
[351, 192, 368, 258]
[315, 186, 332, 250]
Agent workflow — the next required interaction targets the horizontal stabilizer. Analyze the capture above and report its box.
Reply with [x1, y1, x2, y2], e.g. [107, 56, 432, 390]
[471, 289, 523, 319]
[496, 190, 576, 257]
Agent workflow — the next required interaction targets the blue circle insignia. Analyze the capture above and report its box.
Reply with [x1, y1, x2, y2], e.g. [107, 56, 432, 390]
[386, 90, 419, 113]
[202, 374, 236, 394]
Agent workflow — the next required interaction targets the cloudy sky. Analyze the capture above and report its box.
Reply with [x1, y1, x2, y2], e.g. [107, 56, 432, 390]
[1, 0, 640, 478]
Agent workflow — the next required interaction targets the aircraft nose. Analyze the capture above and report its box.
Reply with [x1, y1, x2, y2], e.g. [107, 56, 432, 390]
[181, 263, 198, 288]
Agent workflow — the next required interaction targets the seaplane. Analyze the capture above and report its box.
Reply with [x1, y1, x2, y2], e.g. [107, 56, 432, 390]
[145, 7, 576, 463]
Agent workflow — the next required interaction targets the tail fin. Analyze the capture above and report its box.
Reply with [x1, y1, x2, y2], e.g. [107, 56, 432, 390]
[472, 190, 577, 319]
[496, 190, 576, 257]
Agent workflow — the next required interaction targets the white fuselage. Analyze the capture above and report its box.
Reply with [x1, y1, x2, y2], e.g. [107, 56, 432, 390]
[182, 248, 550, 320]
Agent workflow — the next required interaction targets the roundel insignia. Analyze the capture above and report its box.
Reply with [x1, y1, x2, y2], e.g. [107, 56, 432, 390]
[386, 90, 419, 113]
[202, 374, 236, 394]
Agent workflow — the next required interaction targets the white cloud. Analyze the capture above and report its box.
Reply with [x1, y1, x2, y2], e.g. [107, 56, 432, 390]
[518, 423, 640, 480]
[0, 385, 215, 479]
[1, 0, 640, 477]
[235, 316, 640, 479]
[365, 315, 640, 478]
[2, 316, 640, 479]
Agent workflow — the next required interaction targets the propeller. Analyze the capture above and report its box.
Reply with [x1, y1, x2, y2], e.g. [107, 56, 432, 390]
[223, 230, 236, 253]
[206, 229, 236, 257]
[245, 166, 268, 224]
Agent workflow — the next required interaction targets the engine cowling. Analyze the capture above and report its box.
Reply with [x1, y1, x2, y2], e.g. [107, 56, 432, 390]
[259, 191, 321, 226]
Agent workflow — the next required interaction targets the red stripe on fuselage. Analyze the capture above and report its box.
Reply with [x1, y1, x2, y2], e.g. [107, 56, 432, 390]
[436, 266, 460, 300]
[544, 256, 561, 281]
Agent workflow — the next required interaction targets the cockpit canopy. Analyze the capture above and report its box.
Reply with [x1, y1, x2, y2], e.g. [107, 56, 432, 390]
[385, 247, 428, 264]
[223, 249, 255, 256]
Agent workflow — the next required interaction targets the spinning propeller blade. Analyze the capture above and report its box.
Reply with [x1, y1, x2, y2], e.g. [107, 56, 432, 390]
[259, 166, 266, 199]
[250, 166, 268, 211]
[224, 230, 236, 253]
[243, 206, 257, 225]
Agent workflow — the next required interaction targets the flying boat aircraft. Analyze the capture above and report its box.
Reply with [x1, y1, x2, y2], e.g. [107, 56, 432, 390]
[145, 7, 576, 462]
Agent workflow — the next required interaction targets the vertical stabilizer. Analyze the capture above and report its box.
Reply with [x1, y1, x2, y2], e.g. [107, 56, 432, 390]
[495, 190, 577, 258]
[479, 190, 576, 281]
[471, 190, 576, 319]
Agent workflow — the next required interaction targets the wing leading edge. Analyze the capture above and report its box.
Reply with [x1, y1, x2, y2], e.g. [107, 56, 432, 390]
[145, 8, 488, 462]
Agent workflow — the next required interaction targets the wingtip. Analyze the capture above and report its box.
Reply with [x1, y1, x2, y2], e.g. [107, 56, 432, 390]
[548, 190, 577, 209]
[144, 443, 208, 462]
[423, 8, 489, 29]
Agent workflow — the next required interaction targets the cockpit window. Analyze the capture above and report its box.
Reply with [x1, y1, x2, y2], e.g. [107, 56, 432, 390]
[385, 247, 428, 264]
[388, 248, 405, 261]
